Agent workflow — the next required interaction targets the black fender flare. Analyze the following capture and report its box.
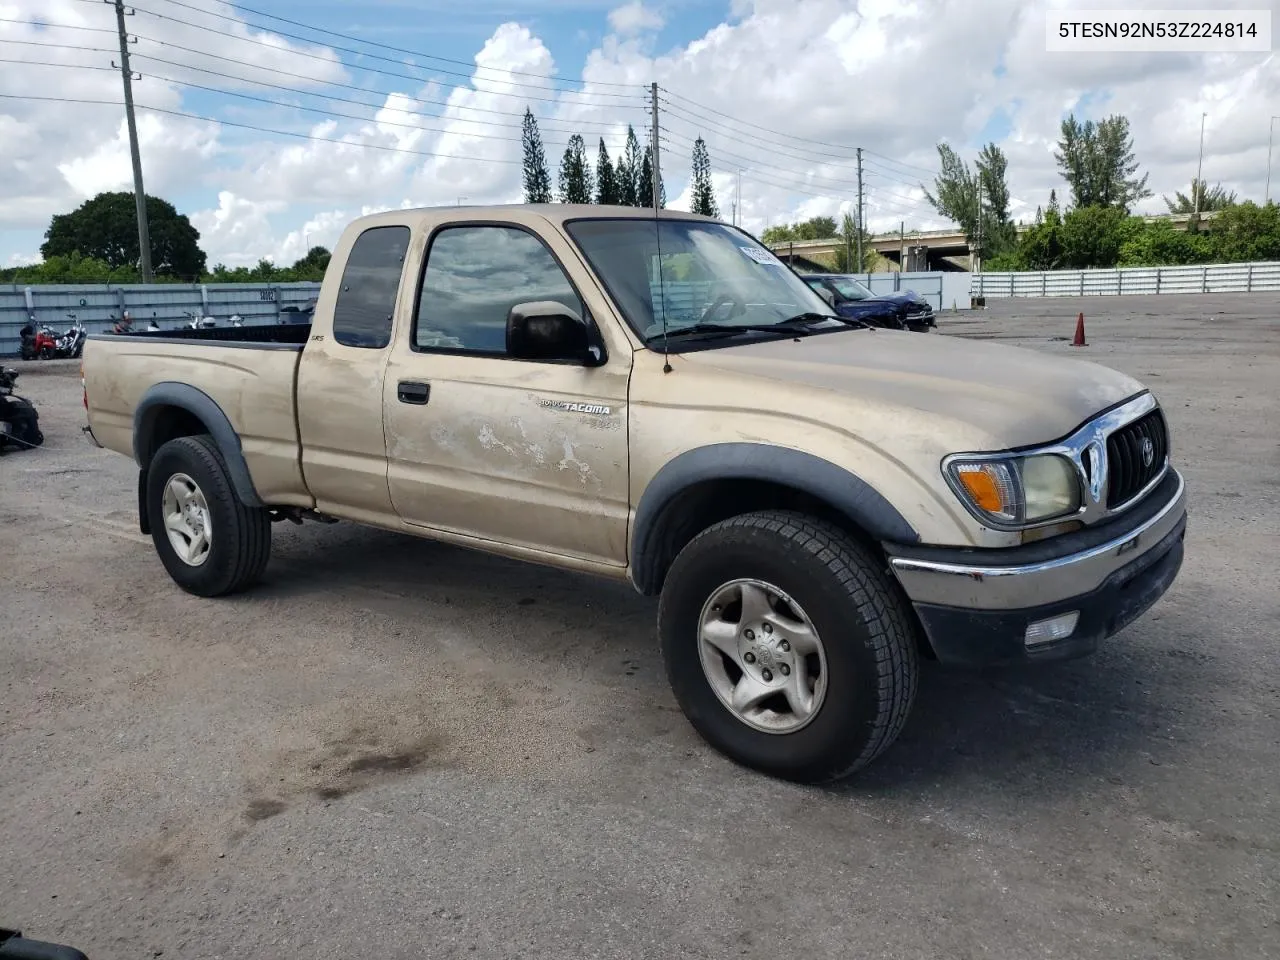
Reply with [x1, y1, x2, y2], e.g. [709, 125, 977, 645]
[630, 442, 920, 595]
[133, 382, 264, 507]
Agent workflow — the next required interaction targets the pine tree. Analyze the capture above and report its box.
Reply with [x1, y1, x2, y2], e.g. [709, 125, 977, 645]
[617, 125, 642, 207]
[595, 138, 618, 205]
[520, 108, 552, 203]
[690, 136, 718, 217]
[636, 145, 666, 209]
[558, 134, 593, 204]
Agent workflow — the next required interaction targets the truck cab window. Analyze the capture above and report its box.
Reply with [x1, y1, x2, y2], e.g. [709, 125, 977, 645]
[333, 225, 411, 349]
[415, 225, 584, 354]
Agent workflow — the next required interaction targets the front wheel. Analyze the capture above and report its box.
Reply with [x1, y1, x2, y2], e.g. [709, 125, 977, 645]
[658, 511, 919, 783]
[146, 434, 271, 597]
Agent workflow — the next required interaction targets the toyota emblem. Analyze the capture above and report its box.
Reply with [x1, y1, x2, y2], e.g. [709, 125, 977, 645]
[1141, 436, 1155, 468]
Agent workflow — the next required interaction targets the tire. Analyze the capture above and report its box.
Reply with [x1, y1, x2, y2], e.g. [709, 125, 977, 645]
[658, 510, 919, 784]
[146, 434, 271, 597]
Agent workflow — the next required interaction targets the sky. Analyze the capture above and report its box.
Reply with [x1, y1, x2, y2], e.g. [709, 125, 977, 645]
[0, 0, 1277, 268]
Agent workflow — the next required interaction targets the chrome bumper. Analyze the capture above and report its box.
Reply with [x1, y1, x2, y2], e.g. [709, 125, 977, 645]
[888, 470, 1187, 610]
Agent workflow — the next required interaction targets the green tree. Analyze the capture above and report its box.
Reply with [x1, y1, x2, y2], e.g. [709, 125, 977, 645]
[1012, 207, 1065, 270]
[41, 191, 206, 279]
[1207, 201, 1280, 262]
[520, 108, 552, 203]
[689, 136, 719, 217]
[1163, 178, 1237, 214]
[635, 144, 666, 209]
[1117, 219, 1213, 266]
[1054, 114, 1151, 211]
[831, 212, 874, 272]
[760, 216, 839, 246]
[595, 138, 619, 205]
[617, 125, 642, 207]
[1058, 204, 1129, 267]
[558, 134, 593, 204]
[290, 245, 331, 281]
[923, 142, 1015, 258]
[977, 143, 1016, 257]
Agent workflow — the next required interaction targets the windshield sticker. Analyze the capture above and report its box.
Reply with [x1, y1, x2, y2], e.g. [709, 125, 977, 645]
[740, 246, 781, 266]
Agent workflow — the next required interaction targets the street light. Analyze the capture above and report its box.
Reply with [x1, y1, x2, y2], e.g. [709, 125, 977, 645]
[1193, 112, 1207, 215]
[1267, 116, 1280, 206]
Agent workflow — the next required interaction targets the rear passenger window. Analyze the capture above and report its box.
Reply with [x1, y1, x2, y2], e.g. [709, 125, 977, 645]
[414, 225, 583, 355]
[333, 226, 411, 349]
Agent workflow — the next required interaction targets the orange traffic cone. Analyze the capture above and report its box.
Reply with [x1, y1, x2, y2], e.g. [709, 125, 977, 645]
[1072, 312, 1087, 347]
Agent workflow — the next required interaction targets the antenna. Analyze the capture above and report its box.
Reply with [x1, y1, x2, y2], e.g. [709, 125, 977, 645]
[651, 82, 671, 373]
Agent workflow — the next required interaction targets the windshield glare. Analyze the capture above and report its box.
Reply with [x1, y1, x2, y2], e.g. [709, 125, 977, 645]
[830, 277, 874, 300]
[565, 218, 837, 340]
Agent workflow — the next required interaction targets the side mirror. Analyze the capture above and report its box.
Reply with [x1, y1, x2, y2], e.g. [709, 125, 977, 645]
[818, 288, 836, 308]
[506, 301, 601, 365]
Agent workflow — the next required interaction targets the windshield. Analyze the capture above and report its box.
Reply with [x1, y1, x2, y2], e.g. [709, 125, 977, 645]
[829, 277, 875, 300]
[564, 218, 837, 341]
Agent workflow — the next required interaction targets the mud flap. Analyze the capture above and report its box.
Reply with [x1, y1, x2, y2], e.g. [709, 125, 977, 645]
[138, 468, 151, 536]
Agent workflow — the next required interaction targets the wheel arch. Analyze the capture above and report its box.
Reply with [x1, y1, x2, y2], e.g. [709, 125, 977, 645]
[133, 382, 264, 508]
[630, 443, 920, 597]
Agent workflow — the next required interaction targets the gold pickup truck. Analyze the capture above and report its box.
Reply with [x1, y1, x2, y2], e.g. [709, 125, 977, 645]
[82, 205, 1187, 782]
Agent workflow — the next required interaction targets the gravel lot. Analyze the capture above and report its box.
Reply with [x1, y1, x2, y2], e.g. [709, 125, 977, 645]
[2, 293, 1276, 960]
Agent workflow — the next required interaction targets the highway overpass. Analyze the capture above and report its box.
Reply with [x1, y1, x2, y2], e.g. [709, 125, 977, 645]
[768, 211, 1220, 273]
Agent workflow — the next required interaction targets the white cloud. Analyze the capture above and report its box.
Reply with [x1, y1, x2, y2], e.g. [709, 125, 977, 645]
[608, 1, 665, 35]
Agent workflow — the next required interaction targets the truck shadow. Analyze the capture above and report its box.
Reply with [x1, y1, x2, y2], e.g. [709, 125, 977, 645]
[253, 522, 1207, 794]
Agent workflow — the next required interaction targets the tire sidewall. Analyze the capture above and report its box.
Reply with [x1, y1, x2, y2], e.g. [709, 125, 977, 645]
[147, 438, 242, 596]
[660, 520, 904, 782]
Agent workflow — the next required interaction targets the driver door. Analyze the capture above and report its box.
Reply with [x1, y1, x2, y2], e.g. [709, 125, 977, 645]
[382, 220, 632, 567]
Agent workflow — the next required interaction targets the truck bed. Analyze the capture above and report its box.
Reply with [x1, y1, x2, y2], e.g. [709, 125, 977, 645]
[82, 327, 313, 506]
[121, 322, 312, 346]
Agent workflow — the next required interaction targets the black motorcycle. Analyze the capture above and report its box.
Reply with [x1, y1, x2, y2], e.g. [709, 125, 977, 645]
[0, 366, 43, 452]
[52, 314, 87, 359]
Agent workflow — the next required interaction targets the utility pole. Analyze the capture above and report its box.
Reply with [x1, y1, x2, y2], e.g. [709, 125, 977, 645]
[899, 220, 905, 273]
[855, 147, 864, 271]
[109, 0, 152, 282]
[975, 179, 984, 274]
[1268, 116, 1280, 206]
[650, 82, 662, 212]
[1194, 112, 1207, 215]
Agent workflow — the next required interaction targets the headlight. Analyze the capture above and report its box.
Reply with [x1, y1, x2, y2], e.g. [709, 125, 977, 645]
[946, 453, 1081, 527]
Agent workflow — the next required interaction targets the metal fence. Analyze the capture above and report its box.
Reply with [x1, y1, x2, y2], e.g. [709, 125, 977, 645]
[972, 261, 1280, 299]
[1, 282, 322, 356]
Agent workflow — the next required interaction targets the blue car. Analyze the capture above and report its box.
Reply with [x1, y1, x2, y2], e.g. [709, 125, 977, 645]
[800, 274, 936, 332]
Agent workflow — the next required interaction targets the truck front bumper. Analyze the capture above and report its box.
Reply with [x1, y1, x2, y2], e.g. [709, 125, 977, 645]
[886, 469, 1186, 665]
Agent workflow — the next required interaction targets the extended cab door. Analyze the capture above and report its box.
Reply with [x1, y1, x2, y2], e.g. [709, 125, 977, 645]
[297, 222, 411, 524]
[382, 217, 632, 567]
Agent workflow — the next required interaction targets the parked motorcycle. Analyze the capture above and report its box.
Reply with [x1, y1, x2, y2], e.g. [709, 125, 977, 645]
[0, 365, 43, 451]
[19, 322, 58, 360]
[183, 310, 218, 329]
[54, 314, 87, 359]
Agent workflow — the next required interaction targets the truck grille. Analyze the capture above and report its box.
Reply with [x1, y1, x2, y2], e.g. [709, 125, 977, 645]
[1106, 409, 1168, 508]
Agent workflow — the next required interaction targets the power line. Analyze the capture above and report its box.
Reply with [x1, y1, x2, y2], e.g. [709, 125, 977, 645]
[660, 86, 939, 176]
[664, 127, 932, 209]
[0, 16, 117, 33]
[128, 2, 645, 105]
[0, 92, 554, 167]
[126, 40, 632, 132]
[156, 0, 641, 91]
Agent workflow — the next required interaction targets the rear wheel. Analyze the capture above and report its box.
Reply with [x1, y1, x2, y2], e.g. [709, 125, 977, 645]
[658, 510, 919, 783]
[147, 434, 271, 597]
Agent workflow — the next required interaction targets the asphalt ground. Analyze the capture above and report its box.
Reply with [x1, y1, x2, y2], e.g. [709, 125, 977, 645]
[1, 293, 1276, 959]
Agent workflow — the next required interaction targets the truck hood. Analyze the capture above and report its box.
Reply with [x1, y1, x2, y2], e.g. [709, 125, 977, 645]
[679, 328, 1146, 449]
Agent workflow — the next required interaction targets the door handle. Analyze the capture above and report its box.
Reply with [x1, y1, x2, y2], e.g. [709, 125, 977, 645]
[397, 380, 430, 405]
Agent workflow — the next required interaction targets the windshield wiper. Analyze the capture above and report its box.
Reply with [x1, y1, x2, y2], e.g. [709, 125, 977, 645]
[777, 311, 873, 330]
[646, 321, 821, 342]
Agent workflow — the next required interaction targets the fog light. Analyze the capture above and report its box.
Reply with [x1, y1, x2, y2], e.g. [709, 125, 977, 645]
[1024, 611, 1080, 648]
